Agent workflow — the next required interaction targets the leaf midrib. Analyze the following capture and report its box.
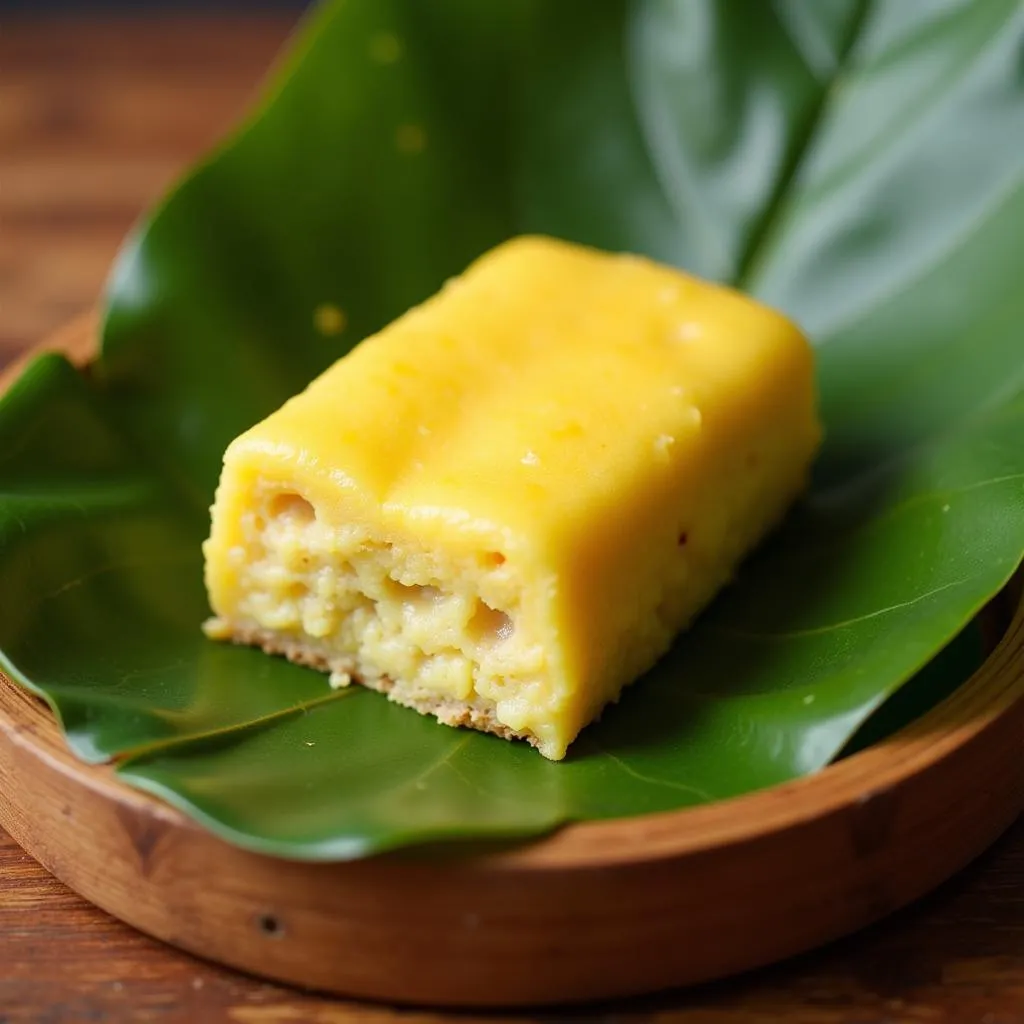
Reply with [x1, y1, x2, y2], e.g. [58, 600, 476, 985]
[734, 0, 873, 289]
[112, 685, 358, 766]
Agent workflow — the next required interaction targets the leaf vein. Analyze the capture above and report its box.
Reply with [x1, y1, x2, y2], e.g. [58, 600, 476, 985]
[735, 0, 873, 286]
[597, 746, 713, 802]
[710, 575, 976, 642]
[33, 550, 196, 607]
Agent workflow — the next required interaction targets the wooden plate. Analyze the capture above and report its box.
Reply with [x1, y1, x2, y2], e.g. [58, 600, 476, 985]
[0, 320, 1021, 1008]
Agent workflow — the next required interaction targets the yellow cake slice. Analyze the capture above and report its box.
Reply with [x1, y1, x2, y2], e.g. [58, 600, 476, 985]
[203, 236, 821, 760]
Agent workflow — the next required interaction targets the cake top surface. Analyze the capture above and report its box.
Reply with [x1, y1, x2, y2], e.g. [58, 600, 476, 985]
[226, 235, 813, 553]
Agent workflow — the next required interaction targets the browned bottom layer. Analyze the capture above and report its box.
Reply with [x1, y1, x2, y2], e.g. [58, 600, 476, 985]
[207, 620, 541, 750]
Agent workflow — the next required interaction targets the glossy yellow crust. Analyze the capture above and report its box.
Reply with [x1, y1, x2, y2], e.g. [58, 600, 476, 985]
[203, 236, 821, 759]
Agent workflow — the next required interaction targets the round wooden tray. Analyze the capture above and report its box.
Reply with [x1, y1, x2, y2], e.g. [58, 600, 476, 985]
[0, 321, 1021, 1008]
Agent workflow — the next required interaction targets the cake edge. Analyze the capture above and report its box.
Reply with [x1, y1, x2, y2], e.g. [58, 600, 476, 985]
[206, 619, 546, 752]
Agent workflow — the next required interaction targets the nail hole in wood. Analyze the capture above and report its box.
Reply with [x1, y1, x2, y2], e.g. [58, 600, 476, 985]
[257, 913, 285, 938]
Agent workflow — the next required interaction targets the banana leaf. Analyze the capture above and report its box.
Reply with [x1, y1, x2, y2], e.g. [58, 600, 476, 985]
[0, 0, 1022, 860]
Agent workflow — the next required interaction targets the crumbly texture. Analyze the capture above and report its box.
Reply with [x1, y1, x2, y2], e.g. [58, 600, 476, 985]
[202, 490, 553, 750]
[208, 619, 538, 748]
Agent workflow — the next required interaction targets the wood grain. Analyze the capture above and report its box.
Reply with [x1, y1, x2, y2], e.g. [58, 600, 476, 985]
[1, 815, 1022, 1024]
[0, 13, 1021, 1023]
[0, 15, 293, 358]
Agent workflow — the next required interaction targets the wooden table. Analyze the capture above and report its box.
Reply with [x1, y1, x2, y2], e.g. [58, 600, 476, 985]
[1, 15, 1022, 1023]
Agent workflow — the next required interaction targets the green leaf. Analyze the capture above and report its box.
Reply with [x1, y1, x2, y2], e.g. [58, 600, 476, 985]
[1, 0, 1022, 859]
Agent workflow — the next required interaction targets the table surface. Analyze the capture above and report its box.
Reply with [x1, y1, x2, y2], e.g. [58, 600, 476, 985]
[1, 14, 1023, 1024]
